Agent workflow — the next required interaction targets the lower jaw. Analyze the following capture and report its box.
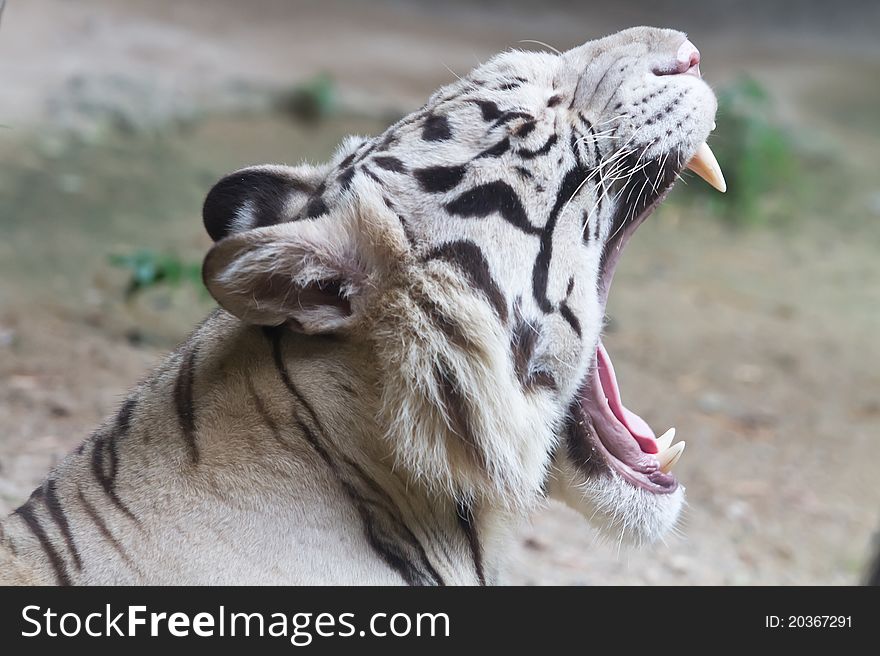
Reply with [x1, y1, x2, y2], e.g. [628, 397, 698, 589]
[571, 369, 679, 495]
[580, 178, 682, 496]
[586, 423, 679, 494]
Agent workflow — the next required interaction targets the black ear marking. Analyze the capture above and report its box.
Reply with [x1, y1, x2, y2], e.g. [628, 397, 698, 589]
[202, 168, 315, 242]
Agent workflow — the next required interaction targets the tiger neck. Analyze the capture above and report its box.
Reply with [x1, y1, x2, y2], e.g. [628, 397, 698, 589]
[200, 314, 519, 584]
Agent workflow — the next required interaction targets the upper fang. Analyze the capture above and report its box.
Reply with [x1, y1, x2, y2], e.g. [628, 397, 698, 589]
[686, 142, 726, 193]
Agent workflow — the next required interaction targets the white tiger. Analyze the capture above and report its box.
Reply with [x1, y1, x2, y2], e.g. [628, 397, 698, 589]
[0, 26, 725, 585]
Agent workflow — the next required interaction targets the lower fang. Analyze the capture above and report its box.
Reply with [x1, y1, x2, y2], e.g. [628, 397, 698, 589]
[658, 441, 686, 473]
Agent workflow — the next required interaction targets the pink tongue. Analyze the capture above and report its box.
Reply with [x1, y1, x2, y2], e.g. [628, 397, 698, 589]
[596, 343, 658, 454]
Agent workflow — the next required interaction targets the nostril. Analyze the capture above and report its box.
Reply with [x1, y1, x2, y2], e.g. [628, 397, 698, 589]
[653, 39, 702, 77]
[677, 39, 700, 71]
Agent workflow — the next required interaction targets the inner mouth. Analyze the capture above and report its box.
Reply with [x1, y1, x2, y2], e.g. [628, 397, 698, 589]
[571, 138, 725, 494]
[576, 181, 680, 493]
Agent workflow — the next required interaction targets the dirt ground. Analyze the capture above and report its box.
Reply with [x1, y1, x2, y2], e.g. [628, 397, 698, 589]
[1, 0, 879, 585]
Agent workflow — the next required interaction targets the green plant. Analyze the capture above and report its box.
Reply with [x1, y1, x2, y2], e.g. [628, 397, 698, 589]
[109, 250, 204, 299]
[675, 75, 801, 226]
[275, 73, 337, 123]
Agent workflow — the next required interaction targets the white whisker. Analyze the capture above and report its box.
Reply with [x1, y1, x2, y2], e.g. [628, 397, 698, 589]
[518, 39, 562, 55]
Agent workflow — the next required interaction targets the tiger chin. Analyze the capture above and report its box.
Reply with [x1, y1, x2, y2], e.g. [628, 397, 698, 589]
[0, 26, 725, 585]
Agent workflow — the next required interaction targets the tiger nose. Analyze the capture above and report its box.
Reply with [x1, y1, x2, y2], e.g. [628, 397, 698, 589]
[652, 39, 701, 77]
[675, 39, 701, 76]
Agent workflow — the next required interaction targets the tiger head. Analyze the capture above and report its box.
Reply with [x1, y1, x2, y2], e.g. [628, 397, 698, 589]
[202, 27, 725, 545]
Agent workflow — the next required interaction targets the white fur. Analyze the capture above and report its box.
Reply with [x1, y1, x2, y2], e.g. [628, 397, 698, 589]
[1, 27, 716, 585]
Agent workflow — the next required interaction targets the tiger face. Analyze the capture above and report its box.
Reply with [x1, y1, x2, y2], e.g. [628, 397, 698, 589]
[202, 27, 725, 544]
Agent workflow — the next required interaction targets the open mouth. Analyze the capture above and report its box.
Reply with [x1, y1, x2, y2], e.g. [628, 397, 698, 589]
[571, 137, 726, 494]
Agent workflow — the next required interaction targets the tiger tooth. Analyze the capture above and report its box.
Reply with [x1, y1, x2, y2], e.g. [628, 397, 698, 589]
[657, 441, 686, 474]
[686, 141, 726, 193]
[656, 427, 676, 451]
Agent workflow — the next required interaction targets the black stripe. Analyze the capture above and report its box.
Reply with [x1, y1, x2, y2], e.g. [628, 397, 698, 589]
[422, 241, 508, 322]
[531, 164, 590, 313]
[245, 376, 291, 453]
[413, 165, 466, 193]
[511, 312, 538, 387]
[265, 327, 443, 585]
[372, 156, 407, 173]
[582, 209, 596, 243]
[116, 396, 136, 434]
[90, 400, 140, 523]
[43, 480, 82, 571]
[475, 137, 510, 159]
[493, 111, 533, 128]
[299, 416, 441, 587]
[583, 118, 603, 166]
[496, 77, 527, 92]
[380, 195, 418, 247]
[584, 53, 632, 112]
[14, 493, 71, 585]
[304, 195, 328, 219]
[354, 138, 378, 163]
[514, 165, 533, 180]
[510, 314, 555, 391]
[337, 166, 356, 192]
[90, 436, 138, 522]
[265, 328, 327, 437]
[338, 152, 356, 169]
[173, 344, 199, 464]
[414, 294, 473, 352]
[422, 114, 452, 141]
[298, 412, 443, 586]
[577, 123, 606, 229]
[76, 488, 137, 569]
[337, 453, 446, 586]
[570, 126, 595, 216]
[456, 500, 486, 585]
[511, 302, 559, 392]
[434, 362, 485, 468]
[362, 165, 384, 186]
[517, 133, 558, 159]
[362, 521, 437, 585]
[514, 120, 536, 138]
[491, 111, 532, 128]
[559, 301, 582, 338]
[445, 181, 542, 236]
[376, 132, 398, 152]
[470, 99, 502, 121]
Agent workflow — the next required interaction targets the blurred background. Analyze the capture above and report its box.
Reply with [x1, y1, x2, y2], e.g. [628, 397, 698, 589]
[1, 0, 878, 584]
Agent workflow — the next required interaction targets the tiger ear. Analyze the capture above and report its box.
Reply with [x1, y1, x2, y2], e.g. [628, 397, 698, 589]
[202, 164, 328, 242]
[202, 216, 370, 334]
